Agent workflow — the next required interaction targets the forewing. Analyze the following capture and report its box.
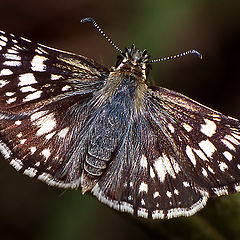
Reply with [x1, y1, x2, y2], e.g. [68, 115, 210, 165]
[0, 30, 109, 188]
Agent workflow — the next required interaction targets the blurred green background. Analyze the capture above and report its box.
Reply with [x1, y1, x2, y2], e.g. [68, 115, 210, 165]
[0, 0, 240, 239]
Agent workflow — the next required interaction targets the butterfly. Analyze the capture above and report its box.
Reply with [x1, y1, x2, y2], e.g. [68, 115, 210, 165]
[0, 17, 240, 219]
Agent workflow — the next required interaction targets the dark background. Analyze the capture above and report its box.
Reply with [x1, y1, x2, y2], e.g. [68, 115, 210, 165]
[0, 0, 240, 240]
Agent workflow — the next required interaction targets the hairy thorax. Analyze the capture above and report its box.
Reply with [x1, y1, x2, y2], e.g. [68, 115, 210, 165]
[98, 65, 148, 115]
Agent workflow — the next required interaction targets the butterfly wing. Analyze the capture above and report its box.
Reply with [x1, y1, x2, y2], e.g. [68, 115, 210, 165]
[1, 29, 240, 220]
[0, 30, 109, 188]
[92, 86, 240, 219]
[146, 87, 240, 195]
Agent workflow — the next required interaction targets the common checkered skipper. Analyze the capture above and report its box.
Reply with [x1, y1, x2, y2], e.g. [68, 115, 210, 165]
[0, 18, 240, 219]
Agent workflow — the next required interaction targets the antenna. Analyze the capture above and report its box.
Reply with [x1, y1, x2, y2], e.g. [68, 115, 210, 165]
[81, 17, 123, 56]
[148, 49, 202, 63]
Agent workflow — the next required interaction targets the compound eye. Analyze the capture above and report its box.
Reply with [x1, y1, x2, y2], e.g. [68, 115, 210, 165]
[145, 64, 152, 77]
[116, 55, 124, 67]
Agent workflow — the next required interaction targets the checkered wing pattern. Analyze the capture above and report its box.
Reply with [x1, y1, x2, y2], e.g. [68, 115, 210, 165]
[1, 28, 240, 220]
[92, 86, 240, 219]
[0, 30, 109, 188]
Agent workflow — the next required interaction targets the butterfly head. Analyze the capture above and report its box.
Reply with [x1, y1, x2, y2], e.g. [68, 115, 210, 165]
[115, 44, 152, 79]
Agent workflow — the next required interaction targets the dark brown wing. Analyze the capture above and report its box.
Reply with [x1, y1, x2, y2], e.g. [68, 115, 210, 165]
[0, 30, 109, 188]
[92, 86, 240, 219]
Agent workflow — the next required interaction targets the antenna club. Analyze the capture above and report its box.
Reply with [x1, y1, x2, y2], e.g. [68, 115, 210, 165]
[191, 49, 203, 59]
[80, 17, 123, 56]
[81, 17, 95, 24]
[148, 49, 203, 63]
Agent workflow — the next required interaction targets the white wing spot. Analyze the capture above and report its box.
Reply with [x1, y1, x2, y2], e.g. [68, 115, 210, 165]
[3, 61, 21, 67]
[10, 159, 23, 170]
[140, 155, 148, 169]
[232, 133, 240, 141]
[0, 40, 7, 47]
[201, 168, 208, 177]
[223, 151, 233, 161]
[139, 182, 148, 193]
[35, 49, 42, 54]
[219, 162, 228, 172]
[128, 196, 133, 201]
[183, 181, 190, 187]
[168, 123, 175, 133]
[137, 208, 148, 218]
[182, 123, 192, 132]
[15, 120, 22, 125]
[186, 145, 196, 166]
[34, 162, 40, 167]
[7, 49, 18, 54]
[45, 131, 56, 140]
[163, 154, 176, 179]
[23, 91, 42, 102]
[150, 166, 155, 178]
[18, 73, 37, 86]
[0, 140, 12, 159]
[221, 139, 236, 151]
[30, 110, 48, 121]
[0, 35, 7, 42]
[153, 192, 160, 198]
[234, 184, 240, 192]
[199, 139, 217, 158]
[207, 166, 215, 174]
[0, 69, 13, 76]
[21, 37, 32, 42]
[37, 172, 52, 182]
[141, 199, 146, 206]
[62, 85, 71, 91]
[41, 148, 51, 159]
[6, 97, 17, 104]
[24, 167, 37, 178]
[152, 210, 165, 219]
[200, 119, 217, 137]
[174, 189, 179, 195]
[20, 86, 37, 93]
[224, 134, 240, 145]
[20, 139, 26, 144]
[3, 53, 21, 60]
[153, 156, 166, 182]
[36, 113, 56, 136]
[166, 191, 172, 198]
[13, 45, 24, 51]
[237, 164, 240, 170]
[0, 80, 9, 87]
[30, 147, 37, 154]
[193, 148, 208, 161]
[6, 92, 15, 96]
[36, 47, 49, 55]
[31, 55, 47, 72]
[58, 127, 69, 138]
[213, 187, 228, 196]
[170, 156, 181, 173]
[51, 74, 62, 80]
[17, 133, 22, 138]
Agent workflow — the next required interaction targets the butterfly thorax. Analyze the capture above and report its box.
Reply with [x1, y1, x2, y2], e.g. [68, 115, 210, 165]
[99, 45, 149, 114]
